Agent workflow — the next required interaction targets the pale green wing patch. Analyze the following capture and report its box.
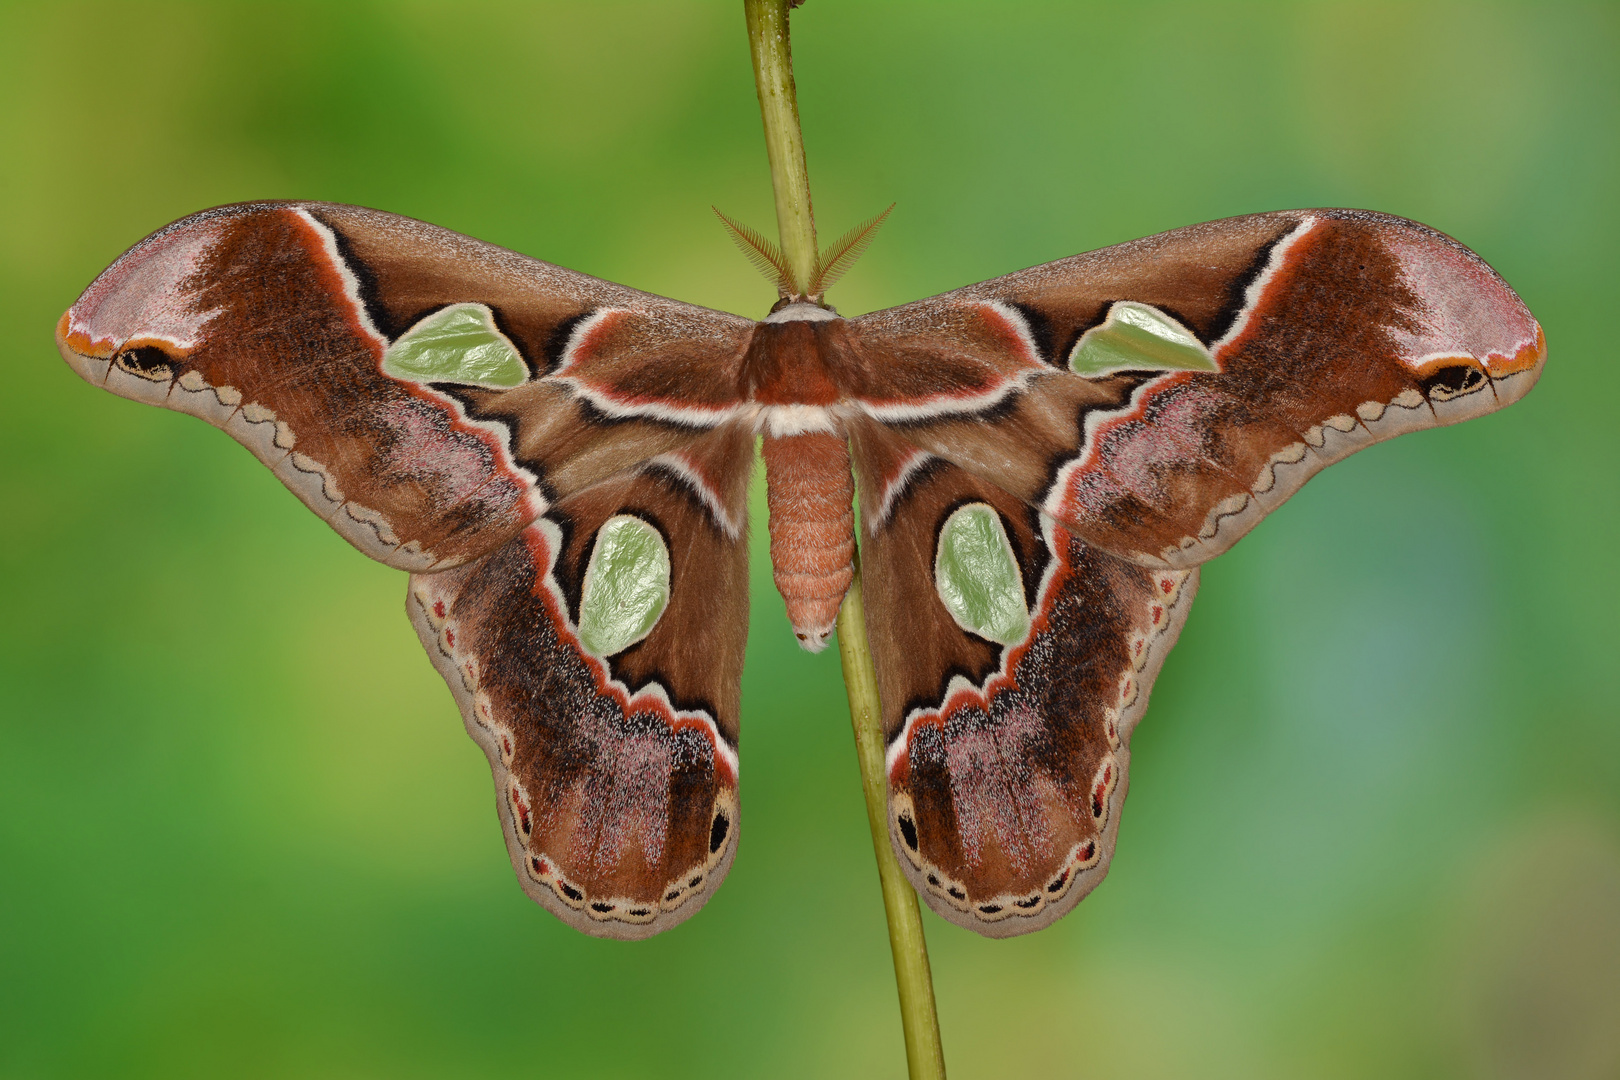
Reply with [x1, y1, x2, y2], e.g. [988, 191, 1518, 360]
[578, 515, 672, 658]
[934, 504, 1029, 646]
[382, 303, 528, 388]
[1068, 301, 1218, 378]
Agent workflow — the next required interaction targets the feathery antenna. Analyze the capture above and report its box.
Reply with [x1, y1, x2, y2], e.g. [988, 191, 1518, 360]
[810, 204, 893, 297]
[715, 204, 894, 302]
[713, 208, 795, 296]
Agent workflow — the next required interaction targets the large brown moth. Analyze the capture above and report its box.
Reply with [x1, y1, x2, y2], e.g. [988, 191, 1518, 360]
[57, 202, 1543, 939]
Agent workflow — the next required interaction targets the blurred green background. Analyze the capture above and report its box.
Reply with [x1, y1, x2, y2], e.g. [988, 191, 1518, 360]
[3, 2, 1616, 1078]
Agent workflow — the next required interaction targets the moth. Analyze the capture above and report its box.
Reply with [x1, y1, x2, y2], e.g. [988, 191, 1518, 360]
[57, 202, 1543, 939]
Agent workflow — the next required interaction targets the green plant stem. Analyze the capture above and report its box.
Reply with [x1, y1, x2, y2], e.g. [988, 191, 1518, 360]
[743, 0, 817, 296]
[835, 555, 948, 1080]
[743, 3, 947, 1078]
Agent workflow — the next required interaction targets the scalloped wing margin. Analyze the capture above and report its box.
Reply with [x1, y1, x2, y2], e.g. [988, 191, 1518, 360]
[851, 418, 1196, 936]
[408, 421, 754, 939]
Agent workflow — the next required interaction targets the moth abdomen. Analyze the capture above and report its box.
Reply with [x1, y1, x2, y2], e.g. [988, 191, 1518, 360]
[762, 431, 855, 652]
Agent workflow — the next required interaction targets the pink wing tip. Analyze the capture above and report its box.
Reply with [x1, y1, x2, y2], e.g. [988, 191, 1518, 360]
[1386, 226, 1546, 388]
[57, 213, 229, 375]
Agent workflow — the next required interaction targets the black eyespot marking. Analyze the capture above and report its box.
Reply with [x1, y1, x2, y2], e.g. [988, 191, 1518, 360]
[897, 813, 919, 851]
[590, 901, 614, 913]
[1420, 364, 1487, 401]
[689, 875, 703, 888]
[665, 890, 681, 901]
[559, 882, 584, 902]
[926, 874, 941, 887]
[1015, 896, 1041, 909]
[709, 812, 730, 854]
[1046, 871, 1069, 893]
[117, 345, 174, 377]
[978, 904, 1003, 915]
[628, 908, 650, 918]
[948, 887, 966, 900]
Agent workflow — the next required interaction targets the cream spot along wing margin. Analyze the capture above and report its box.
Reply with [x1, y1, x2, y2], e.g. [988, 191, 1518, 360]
[897, 531, 1196, 937]
[303, 205, 753, 558]
[1136, 213, 1544, 567]
[878, 513, 1194, 779]
[1032, 215, 1318, 560]
[836, 212, 1317, 548]
[329, 203, 755, 937]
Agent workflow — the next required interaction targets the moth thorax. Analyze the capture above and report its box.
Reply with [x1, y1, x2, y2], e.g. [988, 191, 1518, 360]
[762, 431, 855, 652]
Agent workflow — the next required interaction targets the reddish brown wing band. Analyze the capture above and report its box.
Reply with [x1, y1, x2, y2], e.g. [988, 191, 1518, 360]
[849, 209, 1546, 569]
[851, 419, 1196, 935]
